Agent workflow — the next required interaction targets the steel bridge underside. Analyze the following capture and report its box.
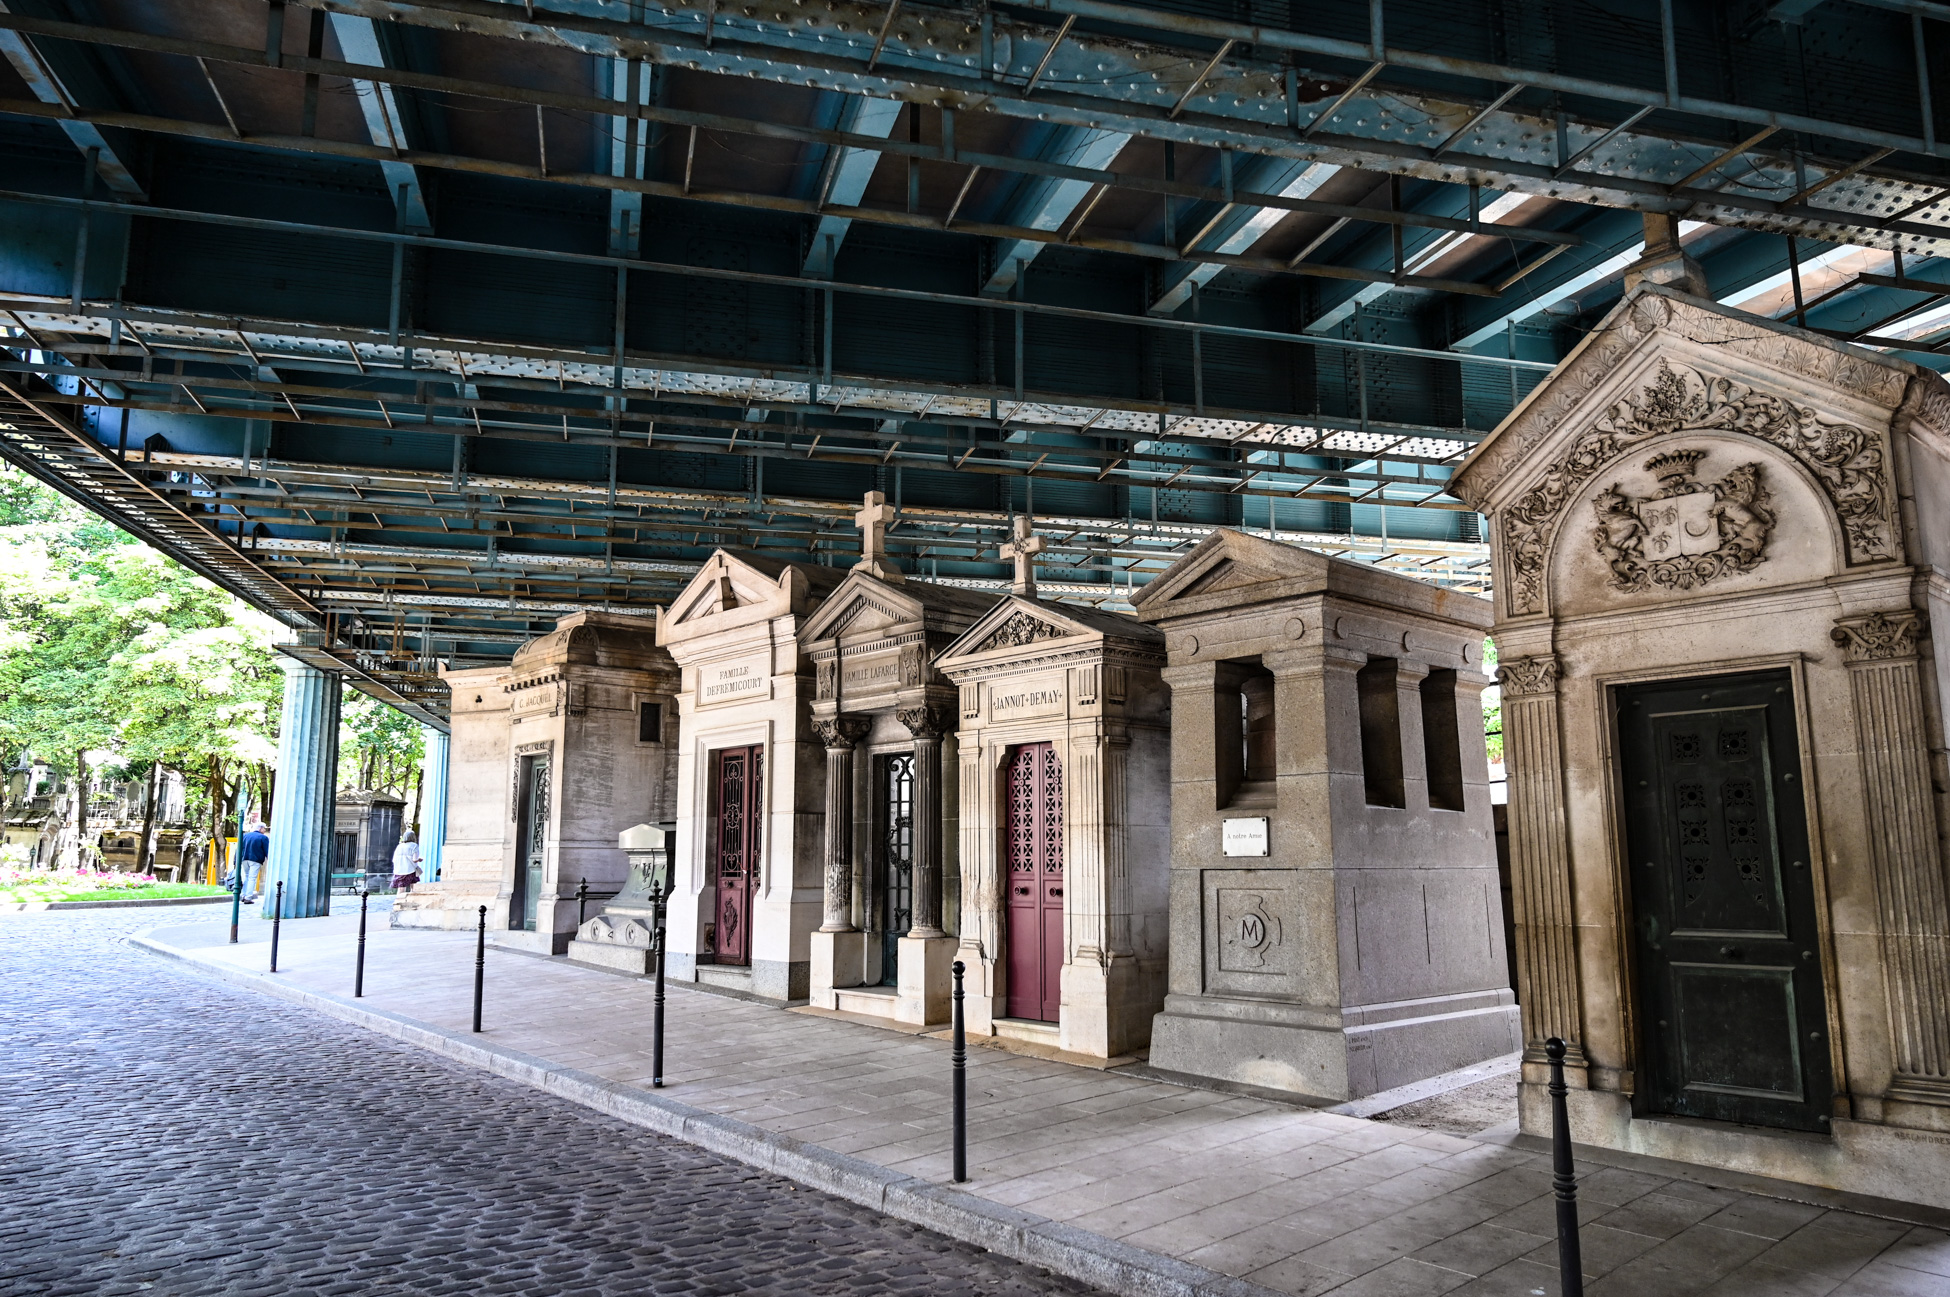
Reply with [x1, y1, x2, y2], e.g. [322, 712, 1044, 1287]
[2, 0, 1946, 724]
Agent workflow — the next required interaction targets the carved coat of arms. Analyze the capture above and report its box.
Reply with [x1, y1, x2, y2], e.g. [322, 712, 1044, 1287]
[1591, 449, 1773, 593]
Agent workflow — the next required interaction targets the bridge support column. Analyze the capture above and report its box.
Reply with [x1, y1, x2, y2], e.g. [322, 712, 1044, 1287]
[266, 659, 342, 919]
[420, 724, 450, 882]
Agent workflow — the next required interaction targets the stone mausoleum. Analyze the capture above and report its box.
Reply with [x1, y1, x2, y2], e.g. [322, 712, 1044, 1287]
[1135, 528, 1519, 1099]
[394, 610, 680, 954]
[799, 493, 995, 1027]
[1453, 285, 1950, 1209]
[655, 546, 845, 1003]
[935, 519, 1172, 1059]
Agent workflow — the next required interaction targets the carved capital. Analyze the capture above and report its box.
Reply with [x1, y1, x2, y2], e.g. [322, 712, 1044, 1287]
[813, 715, 872, 749]
[1498, 655, 1563, 697]
[1831, 610, 1927, 663]
[897, 705, 953, 738]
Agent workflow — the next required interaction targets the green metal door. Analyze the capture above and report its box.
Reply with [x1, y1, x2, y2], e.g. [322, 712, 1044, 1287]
[1619, 670, 1833, 1133]
[514, 755, 549, 932]
[877, 752, 915, 987]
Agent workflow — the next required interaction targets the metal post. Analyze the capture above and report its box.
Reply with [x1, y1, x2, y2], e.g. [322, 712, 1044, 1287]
[473, 904, 487, 1033]
[577, 877, 590, 927]
[229, 848, 243, 944]
[652, 876, 668, 1088]
[355, 888, 370, 998]
[270, 880, 284, 973]
[1545, 1037, 1584, 1297]
[951, 959, 967, 1183]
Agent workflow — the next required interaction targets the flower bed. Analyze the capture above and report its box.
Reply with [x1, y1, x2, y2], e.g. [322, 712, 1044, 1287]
[0, 867, 229, 905]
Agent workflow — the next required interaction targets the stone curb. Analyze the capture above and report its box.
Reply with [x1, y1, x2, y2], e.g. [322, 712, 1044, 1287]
[130, 934, 1284, 1297]
[2, 894, 232, 912]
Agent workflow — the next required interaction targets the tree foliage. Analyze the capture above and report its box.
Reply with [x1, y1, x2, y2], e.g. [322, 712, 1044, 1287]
[340, 692, 424, 797]
[0, 467, 283, 836]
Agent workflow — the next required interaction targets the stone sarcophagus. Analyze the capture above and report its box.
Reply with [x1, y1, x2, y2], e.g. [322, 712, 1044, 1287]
[1134, 528, 1517, 1100]
[1450, 284, 1950, 1209]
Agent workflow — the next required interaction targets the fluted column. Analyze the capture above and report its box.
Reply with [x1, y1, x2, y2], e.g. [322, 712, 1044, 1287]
[1832, 611, 1950, 1102]
[265, 658, 342, 919]
[1499, 654, 1585, 1068]
[899, 705, 951, 937]
[420, 725, 450, 882]
[814, 716, 870, 932]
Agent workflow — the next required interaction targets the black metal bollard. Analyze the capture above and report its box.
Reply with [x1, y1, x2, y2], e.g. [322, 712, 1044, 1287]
[1545, 1037, 1584, 1297]
[951, 960, 967, 1184]
[269, 881, 284, 973]
[576, 878, 590, 927]
[651, 882, 668, 1088]
[354, 888, 370, 998]
[472, 905, 487, 1033]
[229, 866, 243, 944]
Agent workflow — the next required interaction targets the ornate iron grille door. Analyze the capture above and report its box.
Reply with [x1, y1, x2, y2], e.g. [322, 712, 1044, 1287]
[877, 753, 916, 986]
[707, 744, 764, 966]
[515, 755, 549, 932]
[1003, 742, 1064, 1023]
[1620, 670, 1833, 1132]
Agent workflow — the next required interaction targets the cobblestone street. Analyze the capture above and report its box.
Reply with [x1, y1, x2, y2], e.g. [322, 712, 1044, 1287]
[0, 910, 1100, 1297]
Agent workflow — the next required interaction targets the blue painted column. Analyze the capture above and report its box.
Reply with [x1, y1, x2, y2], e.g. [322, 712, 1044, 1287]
[420, 724, 450, 882]
[266, 658, 342, 918]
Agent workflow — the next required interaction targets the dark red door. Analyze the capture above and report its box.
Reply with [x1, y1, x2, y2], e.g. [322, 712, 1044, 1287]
[1004, 742, 1063, 1023]
[707, 745, 763, 966]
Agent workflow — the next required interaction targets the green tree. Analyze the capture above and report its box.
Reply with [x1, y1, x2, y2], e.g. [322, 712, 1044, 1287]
[0, 467, 283, 865]
[340, 691, 424, 808]
[1482, 637, 1502, 766]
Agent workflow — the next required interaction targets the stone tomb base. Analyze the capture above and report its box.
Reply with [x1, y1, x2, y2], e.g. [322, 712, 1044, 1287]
[810, 929, 954, 1025]
[1150, 987, 1520, 1099]
[567, 909, 661, 976]
[391, 882, 499, 932]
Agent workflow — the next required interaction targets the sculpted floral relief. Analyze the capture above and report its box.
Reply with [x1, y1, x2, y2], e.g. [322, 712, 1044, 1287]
[1503, 360, 1892, 611]
[974, 610, 1068, 652]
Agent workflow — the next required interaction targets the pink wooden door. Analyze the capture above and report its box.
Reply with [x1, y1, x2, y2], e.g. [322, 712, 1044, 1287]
[707, 745, 763, 966]
[1004, 743, 1063, 1023]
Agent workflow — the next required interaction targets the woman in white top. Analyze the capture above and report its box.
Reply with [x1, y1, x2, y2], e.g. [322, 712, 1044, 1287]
[390, 829, 423, 893]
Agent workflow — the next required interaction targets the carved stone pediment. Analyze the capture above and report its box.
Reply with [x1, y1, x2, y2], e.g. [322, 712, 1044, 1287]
[1496, 358, 1893, 613]
[973, 610, 1069, 652]
[797, 569, 929, 644]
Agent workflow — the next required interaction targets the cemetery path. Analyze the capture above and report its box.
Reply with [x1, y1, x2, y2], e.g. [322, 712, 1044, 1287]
[0, 909, 1102, 1297]
[108, 908, 1950, 1297]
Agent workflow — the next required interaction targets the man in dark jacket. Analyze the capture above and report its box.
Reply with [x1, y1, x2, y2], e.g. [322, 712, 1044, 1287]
[237, 819, 270, 902]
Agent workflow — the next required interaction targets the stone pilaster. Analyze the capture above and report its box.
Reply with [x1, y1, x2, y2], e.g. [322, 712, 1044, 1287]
[1065, 727, 1134, 965]
[265, 658, 342, 919]
[420, 724, 450, 882]
[1832, 611, 1950, 1104]
[813, 716, 870, 932]
[1498, 654, 1585, 1068]
[898, 705, 951, 937]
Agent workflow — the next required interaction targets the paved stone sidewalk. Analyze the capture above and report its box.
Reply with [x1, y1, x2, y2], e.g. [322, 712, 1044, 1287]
[143, 914, 1950, 1297]
[1, 910, 1103, 1297]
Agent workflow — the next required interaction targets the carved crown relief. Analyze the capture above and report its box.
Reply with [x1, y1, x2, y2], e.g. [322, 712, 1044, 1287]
[1590, 449, 1774, 594]
[974, 610, 1068, 652]
[1503, 359, 1893, 613]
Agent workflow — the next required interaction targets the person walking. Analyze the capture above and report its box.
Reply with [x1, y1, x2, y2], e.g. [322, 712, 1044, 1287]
[237, 819, 270, 903]
[390, 829, 423, 894]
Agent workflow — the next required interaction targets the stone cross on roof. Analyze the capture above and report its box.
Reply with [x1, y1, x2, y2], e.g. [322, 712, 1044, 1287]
[853, 490, 903, 582]
[1000, 515, 1046, 598]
